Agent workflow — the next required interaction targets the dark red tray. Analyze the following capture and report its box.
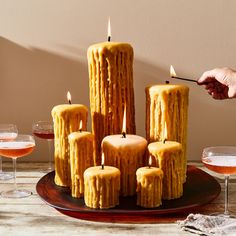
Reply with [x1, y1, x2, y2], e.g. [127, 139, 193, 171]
[36, 165, 221, 223]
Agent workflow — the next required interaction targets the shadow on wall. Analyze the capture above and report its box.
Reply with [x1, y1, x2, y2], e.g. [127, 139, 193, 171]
[0, 36, 89, 162]
[134, 59, 167, 136]
[0, 37, 235, 162]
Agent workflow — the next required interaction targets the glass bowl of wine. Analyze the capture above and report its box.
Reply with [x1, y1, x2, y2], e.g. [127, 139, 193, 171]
[202, 146, 236, 218]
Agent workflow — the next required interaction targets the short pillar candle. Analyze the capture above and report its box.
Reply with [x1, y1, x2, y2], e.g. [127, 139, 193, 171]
[68, 131, 95, 198]
[84, 166, 120, 209]
[148, 141, 183, 200]
[51, 104, 88, 187]
[136, 166, 163, 208]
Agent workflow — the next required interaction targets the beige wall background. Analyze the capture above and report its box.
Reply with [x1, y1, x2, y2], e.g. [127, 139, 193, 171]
[0, 0, 236, 162]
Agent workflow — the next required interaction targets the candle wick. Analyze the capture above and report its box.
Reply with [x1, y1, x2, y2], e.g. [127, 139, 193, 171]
[79, 129, 82, 133]
[69, 100, 72, 105]
[165, 80, 170, 84]
[108, 36, 111, 42]
[101, 164, 104, 170]
[163, 139, 166, 144]
[122, 132, 126, 138]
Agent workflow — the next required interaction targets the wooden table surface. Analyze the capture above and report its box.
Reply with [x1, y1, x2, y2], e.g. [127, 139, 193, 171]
[0, 162, 235, 236]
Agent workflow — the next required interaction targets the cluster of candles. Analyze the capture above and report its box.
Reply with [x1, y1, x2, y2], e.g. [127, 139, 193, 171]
[51, 19, 189, 209]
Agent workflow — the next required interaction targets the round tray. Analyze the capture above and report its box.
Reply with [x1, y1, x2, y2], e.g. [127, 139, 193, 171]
[36, 165, 221, 223]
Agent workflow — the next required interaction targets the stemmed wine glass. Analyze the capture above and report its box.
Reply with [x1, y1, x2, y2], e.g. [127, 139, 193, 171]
[202, 146, 236, 218]
[32, 121, 54, 172]
[0, 134, 35, 198]
[0, 124, 18, 180]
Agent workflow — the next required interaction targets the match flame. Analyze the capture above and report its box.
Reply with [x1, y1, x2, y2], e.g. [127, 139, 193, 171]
[79, 120, 83, 131]
[122, 104, 126, 134]
[67, 91, 72, 104]
[170, 65, 177, 77]
[101, 152, 105, 166]
[149, 156, 152, 167]
[107, 17, 111, 40]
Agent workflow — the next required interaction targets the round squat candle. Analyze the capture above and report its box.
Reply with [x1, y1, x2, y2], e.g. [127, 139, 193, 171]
[136, 156, 163, 208]
[83, 155, 120, 209]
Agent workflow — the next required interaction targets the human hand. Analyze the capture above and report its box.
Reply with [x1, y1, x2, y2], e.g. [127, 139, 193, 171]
[198, 67, 236, 99]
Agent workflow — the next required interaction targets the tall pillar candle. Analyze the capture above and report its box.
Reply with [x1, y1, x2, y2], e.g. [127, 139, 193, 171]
[52, 104, 88, 187]
[148, 141, 183, 200]
[102, 134, 147, 196]
[146, 84, 189, 181]
[69, 130, 94, 198]
[88, 42, 135, 165]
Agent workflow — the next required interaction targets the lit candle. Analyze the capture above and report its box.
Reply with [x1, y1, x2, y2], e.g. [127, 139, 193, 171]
[51, 92, 88, 187]
[87, 18, 136, 165]
[68, 120, 95, 198]
[136, 156, 163, 208]
[102, 107, 147, 196]
[148, 129, 183, 200]
[146, 67, 189, 182]
[83, 153, 120, 209]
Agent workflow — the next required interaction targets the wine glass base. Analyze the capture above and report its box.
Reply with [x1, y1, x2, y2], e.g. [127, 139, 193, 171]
[40, 167, 53, 173]
[1, 189, 32, 198]
[210, 212, 236, 219]
[40, 163, 54, 173]
[0, 172, 13, 180]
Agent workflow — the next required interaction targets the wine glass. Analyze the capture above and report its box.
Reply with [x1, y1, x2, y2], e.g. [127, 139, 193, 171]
[0, 124, 18, 180]
[0, 134, 35, 198]
[32, 121, 54, 172]
[202, 146, 236, 218]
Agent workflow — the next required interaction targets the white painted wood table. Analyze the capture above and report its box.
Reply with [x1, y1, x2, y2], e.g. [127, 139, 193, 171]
[0, 162, 235, 236]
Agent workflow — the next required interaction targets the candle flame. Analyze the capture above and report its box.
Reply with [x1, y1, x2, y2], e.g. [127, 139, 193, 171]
[107, 17, 111, 41]
[79, 120, 83, 131]
[149, 155, 152, 167]
[67, 91, 72, 104]
[122, 104, 126, 135]
[101, 152, 105, 166]
[163, 122, 168, 142]
[170, 65, 177, 77]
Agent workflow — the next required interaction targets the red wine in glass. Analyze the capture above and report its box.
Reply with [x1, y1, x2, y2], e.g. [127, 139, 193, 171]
[32, 121, 54, 172]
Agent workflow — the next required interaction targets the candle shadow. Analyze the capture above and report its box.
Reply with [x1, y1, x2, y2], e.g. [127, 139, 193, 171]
[133, 59, 167, 136]
[0, 36, 90, 162]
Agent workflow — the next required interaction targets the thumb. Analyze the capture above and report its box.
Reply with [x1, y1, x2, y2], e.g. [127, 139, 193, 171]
[228, 86, 236, 98]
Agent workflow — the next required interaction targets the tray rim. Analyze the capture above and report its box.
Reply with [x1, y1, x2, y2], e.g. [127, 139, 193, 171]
[36, 165, 221, 216]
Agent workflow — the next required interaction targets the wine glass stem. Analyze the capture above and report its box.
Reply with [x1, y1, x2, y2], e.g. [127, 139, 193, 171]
[13, 158, 17, 191]
[224, 174, 230, 215]
[47, 139, 53, 170]
[0, 156, 2, 173]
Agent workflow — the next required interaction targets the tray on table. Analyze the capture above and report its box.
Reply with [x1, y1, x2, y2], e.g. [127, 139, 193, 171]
[36, 165, 221, 223]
